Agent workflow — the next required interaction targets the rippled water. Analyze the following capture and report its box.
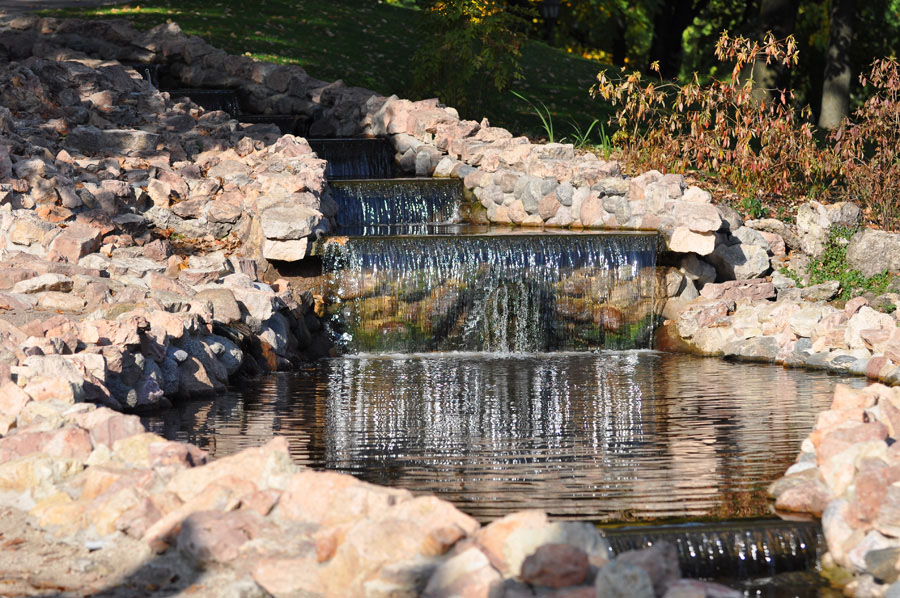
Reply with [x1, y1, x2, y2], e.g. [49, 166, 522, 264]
[144, 352, 862, 524]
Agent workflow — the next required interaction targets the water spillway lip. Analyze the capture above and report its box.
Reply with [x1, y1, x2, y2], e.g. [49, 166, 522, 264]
[600, 518, 821, 536]
[307, 137, 390, 142]
[328, 177, 458, 184]
[312, 225, 660, 253]
[327, 349, 664, 361]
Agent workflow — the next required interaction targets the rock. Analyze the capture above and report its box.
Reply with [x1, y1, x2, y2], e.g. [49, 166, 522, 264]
[178, 509, 264, 567]
[846, 307, 895, 350]
[260, 206, 322, 240]
[797, 201, 860, 257]
[699, 279, 775, 302]
[595, 561, 655, 598]
[263, 238, 309, 261]
[0, 382, 30, 435]
[252, 556, 322, 598]
[615, 541, 680, 596]
[165, 437, 295, 503]
[790, 306, 829, 338]
[12, 273, 74, 294]
[774, 479, 831, 516]
[194, 288, 241, 324]
[800, 281, 841, 302]
[278, 469, 412, 527]
[668, 228, 716, 256]
[865, 546, 900, 584]
[847, 229, 900, 277]
[673, 201, 722, 232]
[663, 579, 742, 598]
[48, 224, 103, 263]
[520, 543, 589, 588]
[503, 521, 609, 580]
[680, 255, 717, 287]
[708, 241, 771, 280]
[475, 510, 549, 575]
[422, 546, 502, 598]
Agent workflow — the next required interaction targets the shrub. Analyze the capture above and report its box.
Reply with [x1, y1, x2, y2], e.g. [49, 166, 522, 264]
[831, 58, 900, 232]
[412, 0, 531, 112]
[592, 31, 837, 216]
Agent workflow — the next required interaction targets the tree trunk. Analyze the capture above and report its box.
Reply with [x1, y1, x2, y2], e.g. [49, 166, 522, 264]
[818, 0, 855, 129]
[648, 0, 706, 79]
[750, 0, 799, 93]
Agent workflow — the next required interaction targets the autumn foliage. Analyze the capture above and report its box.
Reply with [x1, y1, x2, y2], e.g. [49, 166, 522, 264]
[592, 32, 900, 231]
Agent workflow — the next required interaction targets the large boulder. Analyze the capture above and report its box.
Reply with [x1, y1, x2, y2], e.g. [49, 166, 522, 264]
[846, 229, 900, 277]
[796, 201, 860, 258]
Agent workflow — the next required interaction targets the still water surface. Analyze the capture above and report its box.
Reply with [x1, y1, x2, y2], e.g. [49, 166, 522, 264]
[144, 352, 863, 523]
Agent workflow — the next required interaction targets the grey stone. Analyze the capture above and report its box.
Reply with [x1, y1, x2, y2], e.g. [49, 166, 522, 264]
[746, 218, 801, 250]
[680, 254, 717, 287]
[207, 334, 243, 377]
[595, 561, 654, 598]
[172, 349, 189, 363]
[260, 206, 322, 241]
[555, 182, 574, 206]
[12, 273, 73, 294]
[504, 521, 610, 579]
[847, 229, 900, 278]
[724, 336, 779, 362]
[716, 205, 744, 232]
[592, 177, 629, 196]
[515, 176, 544, 214]
[708, 242, 771, 280]
[194, 288, 241, 324]
[800, 281, 841, 302]
[732, 226, 768, 247]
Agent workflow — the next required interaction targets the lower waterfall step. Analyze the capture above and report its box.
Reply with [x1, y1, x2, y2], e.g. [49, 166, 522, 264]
[603, 519, 822, 579]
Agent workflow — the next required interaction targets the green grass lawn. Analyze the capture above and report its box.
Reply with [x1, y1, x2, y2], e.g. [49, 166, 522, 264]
[43, 0, 615, 142]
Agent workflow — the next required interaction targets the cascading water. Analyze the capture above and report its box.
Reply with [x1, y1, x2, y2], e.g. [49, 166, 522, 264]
[166, 88, 242, 115]
[328, 178, 465, 233]
[604, 520, 822, 579]
[309, 138, 394, 179]
[321, 231, 661, 353]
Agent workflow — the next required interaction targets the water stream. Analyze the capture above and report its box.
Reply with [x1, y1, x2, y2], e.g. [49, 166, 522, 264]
[144, 352, 861, 594]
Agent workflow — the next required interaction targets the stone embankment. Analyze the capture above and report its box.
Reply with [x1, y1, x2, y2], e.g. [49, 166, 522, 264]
[769, 383, 900, 597]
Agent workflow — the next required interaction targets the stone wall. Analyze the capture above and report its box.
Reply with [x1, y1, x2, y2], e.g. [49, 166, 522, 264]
[0, 15, 337, 411]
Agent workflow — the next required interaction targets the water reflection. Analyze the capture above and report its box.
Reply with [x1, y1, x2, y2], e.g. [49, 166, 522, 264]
[143, 352, 863, 522]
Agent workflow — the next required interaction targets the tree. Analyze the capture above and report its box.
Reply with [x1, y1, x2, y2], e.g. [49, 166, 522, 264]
[818, 0, 855, 129]
[750, 0, 800, 92]
[647, 0, 710, 79]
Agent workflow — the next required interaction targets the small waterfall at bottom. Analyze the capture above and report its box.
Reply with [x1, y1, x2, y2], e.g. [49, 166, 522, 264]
[604, 519, 822, 580]
[322, 231, 661, 353]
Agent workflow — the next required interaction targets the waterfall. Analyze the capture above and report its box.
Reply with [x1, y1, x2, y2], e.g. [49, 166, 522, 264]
[165, 89, 242, 115]
[309, 138, 395, 179]
[328, 179, 465, 232]
[322, 232, 660, 353]
[603, 520, 822, 579]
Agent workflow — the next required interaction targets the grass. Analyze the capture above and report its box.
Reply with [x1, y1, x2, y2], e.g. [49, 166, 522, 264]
[42, 0, 614, 143]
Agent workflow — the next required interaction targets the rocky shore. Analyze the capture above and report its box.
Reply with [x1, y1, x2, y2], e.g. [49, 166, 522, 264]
[0, 11, 898, 598]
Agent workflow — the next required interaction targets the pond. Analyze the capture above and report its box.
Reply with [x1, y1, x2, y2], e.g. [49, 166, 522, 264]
[144, 351, 860, 524]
